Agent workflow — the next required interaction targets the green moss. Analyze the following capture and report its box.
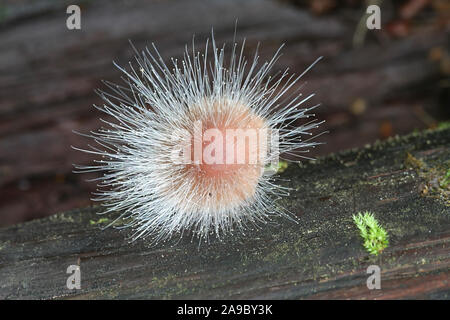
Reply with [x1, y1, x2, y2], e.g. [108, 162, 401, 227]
[49, 212, 76, 223]
[276, 161, 289, 173]
[265, 160, 289, 174]
[262, 242, 291, 262]
[404, 152, 450, 205]
[437, 121, 450, 130]
[353, 211, 389, 256]
[440, 169, 450, 189]
[89, 217, 109, 225]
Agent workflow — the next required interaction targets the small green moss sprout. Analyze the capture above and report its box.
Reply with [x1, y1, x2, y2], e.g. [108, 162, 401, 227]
[353, 211, 388, 256]
[440, 169, 450, 189]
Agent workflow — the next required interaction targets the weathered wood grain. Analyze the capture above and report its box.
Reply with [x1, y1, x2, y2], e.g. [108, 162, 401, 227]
[1, 127, 449, 299]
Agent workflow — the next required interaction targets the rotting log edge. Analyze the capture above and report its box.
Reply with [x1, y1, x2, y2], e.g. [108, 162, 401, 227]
[0, 127, 449, 299]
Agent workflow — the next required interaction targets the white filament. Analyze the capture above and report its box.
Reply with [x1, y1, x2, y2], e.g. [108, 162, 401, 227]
[74, 33, 324, 244]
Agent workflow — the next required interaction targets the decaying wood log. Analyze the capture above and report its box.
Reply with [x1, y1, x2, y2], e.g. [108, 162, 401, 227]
[1, 127, 449, 299]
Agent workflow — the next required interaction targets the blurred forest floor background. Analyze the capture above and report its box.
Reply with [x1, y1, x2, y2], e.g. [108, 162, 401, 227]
[0, 0, 449, 226]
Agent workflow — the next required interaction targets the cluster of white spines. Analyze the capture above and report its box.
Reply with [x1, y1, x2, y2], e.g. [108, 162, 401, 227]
[74, 34, 324, 243]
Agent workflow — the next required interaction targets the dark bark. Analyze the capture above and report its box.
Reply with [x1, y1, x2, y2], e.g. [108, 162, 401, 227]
[1, 127, 449, 299]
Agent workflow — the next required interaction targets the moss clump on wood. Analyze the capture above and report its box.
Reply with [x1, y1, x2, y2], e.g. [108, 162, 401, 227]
[0, 127, 448, 299]
[353, 211, 389, 256]
[404, 151, 450, 205]
[440, 169, 450, 189]
[89, 217, 109, 225]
